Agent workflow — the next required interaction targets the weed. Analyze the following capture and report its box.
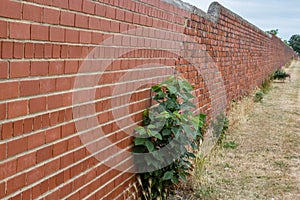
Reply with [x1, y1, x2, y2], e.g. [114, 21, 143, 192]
[254, 91, 264, 102]
[223, 141, 238, 149]
[132, 76, 206, 199]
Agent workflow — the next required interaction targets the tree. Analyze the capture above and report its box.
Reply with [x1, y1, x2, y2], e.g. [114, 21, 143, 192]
[289, 34, 300, 54]
[266, 29, 279, 36]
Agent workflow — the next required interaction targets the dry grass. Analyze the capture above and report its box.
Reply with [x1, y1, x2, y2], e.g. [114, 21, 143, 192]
[169, 60, 300, 200]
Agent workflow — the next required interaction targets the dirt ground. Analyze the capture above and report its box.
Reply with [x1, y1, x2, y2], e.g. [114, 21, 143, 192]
[170, 60, 300, 199]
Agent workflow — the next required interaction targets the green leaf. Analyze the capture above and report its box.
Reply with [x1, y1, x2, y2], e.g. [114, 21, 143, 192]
[179, 78, 193, 92]
[160, 111, 171, 119]
[145, 141, 155, 152]
[147, 124, 156, 129]
[134, 126, 147, 136]
[162, 129, 171, 136]
[162, 171, 174, 180]
[179, 173, 187, 182]
[171, 176, 179, 184]
[171, 126, 180, 135]
[134, 137, 147, 145]
[151, 85, 161, 92]
[151, 131, 162, 140]
[166, 85, 178, 94]
[156, 91, 165, 99]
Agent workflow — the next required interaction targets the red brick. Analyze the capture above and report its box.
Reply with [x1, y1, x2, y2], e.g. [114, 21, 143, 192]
[48, 94, 63, 110]
[60, 11, 75, 26]
[68, 46, 82, 58]
[50, 26, 65, 42]
[43, 7, 60, 24]
[65, 29, 79, 43]
[42, 113, 50, 128]
[10, 194, 22, 200]
[9, 22, 30, 39]
[28, 131, 45, 149]
[65, 60, 78, 74]
[0, 103, 6, 120]
[31, 24, 49, 41]
[59, 182, 72, 198]
[48, 176, 57, 190]
[7, 137, 27, 157]
[1, 41, 13, 58]
[34, 43, 44, 58]
[52, 0, 68, 9]
[79, 31, 92, 44]
[17, 152, 36, 171]
[31, 185, 41, 199]
[58, 110, 65, 123]
[0, 159, 17, 180]
[0, 182, 5, 198]
[1, 122, 13, 139]
[0, 143, 6, 160]
[44, 44, 52, 58]
[61, 122, 75, 137]
[0, 0, 22, 19]
[0, 81, 18, 100]
[0, 61, 8, 79]
[0, 20, 8, 38]
[44, 159, 60, 175]
[65, 108, 73, 121]
[39, 180, 49, 194]
[23, 118, 33, 133]
[25, 43, 35, 58]
[49, 61, 64, 75]
[75, 14, 89, 28]
[27, 166, 45, 185]
[33, 115, 42, 131]
[31, 61, 49, 76]
[23, 3, 42, 22]
[21, 190, 31, 200]
[40, 78, 56, 94]
[8, 99, 28, 118]
[53, 140, 68, 156]
[60, 154, 74, 168]
[13, 42, 24, 58]
[7, 173, 26, 194]
[20, 80, 40, 97]
[29, 96, 46, 113]
[13, 119, 23, 136]
[67, 137, 81, 150]
[69, 0, 83, 11]
[52, 44, 61, 58]
[60, 45, 68, 58]
[45, 126, 61, 143]
[36, 145, 52, 163]
[63, 93, 72, 107]
[82, 0, 95, 14]
[56, 77, 73, 91]
[95, 4, 106, 17]
[10, 61, 30, 78]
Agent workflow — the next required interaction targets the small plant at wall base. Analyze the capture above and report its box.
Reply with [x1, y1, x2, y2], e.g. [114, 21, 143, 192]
[272, 69, 290, 81]
[132, 76, 206, 200]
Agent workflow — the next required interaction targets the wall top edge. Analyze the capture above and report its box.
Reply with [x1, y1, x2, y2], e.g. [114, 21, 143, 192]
[162, 0, 271, 37]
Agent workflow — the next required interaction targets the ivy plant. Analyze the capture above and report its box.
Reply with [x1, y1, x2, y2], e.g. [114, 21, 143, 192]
[132, 76, 206, 199]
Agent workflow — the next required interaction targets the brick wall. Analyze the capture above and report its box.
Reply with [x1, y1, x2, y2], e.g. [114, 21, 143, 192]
[0, 0, 295, 199]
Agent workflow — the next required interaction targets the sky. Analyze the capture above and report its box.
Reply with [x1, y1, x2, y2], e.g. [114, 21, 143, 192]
[181, 0, 300, 40]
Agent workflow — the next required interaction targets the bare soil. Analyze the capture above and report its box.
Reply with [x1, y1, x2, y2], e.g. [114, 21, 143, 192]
[170, 60, 300, 200]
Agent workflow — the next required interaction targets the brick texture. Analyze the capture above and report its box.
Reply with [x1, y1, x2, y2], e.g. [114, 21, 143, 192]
[0, 0, 296, 199]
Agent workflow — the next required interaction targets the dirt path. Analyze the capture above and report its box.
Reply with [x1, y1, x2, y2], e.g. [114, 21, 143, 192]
[191, 60, 300, 199]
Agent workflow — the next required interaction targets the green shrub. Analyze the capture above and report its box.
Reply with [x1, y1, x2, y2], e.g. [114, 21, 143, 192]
[272, 69, 290, 80]
[132, 76, 206, 199]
